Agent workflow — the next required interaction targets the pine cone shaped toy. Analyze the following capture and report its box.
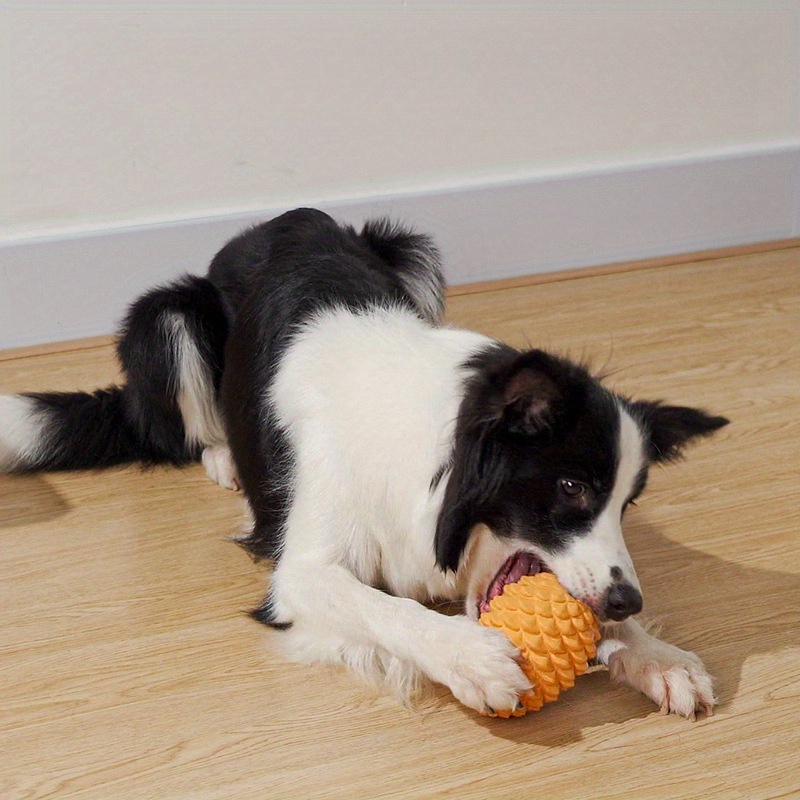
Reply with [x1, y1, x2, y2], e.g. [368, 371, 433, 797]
[479, 572, 601, 718]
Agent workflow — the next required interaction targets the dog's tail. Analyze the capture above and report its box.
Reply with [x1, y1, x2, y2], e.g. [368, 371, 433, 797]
[0, 275, 229, 473]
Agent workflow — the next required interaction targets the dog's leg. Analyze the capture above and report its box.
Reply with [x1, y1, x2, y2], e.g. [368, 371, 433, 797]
[201, 444, 239, 490]
[270, 561, 531, 714]
[597, 618, 715, 719]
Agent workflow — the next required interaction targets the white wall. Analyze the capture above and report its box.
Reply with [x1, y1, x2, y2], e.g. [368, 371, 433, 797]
[2, 1, 798, 240]
[1, 1, 799, 348]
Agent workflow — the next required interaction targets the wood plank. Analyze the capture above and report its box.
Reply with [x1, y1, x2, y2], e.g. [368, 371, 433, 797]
[447, 236, 800, 296]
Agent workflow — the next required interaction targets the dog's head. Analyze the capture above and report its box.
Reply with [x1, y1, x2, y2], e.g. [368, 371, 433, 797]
[436, 345, 728, 623]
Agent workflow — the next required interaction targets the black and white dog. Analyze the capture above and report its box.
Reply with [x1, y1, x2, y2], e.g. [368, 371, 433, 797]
[0, 208, 728, 718]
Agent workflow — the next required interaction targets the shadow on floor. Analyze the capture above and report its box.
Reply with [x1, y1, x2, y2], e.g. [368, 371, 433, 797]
[0, 473, 70, 528]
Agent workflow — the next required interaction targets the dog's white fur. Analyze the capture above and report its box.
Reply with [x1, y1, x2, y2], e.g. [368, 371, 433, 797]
[236, 306, 716, 717]
[201, 445, 239, 491]
[0, 395, 46, 471]
[164, 312, 226, 449]
[599, 619, 715, 719]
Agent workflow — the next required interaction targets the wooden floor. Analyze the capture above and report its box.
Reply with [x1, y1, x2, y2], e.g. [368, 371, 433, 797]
[1, 247, 799, 799]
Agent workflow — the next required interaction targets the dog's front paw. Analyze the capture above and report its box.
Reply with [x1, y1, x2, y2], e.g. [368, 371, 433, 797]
[609, 638, 715, 719]
[427, 617, 532, 715]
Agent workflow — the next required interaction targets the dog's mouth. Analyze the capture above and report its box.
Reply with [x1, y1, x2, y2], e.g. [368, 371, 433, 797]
[478, 551, 548, 616]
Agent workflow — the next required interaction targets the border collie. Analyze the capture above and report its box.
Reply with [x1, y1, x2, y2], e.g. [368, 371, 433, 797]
[0, 208, 728, 718]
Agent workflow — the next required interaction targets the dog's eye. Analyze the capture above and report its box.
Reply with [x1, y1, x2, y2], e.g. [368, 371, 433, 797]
[559, 479, 587, 499]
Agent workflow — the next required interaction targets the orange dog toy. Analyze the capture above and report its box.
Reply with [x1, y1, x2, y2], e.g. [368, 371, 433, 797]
[479, 572, 601, 717]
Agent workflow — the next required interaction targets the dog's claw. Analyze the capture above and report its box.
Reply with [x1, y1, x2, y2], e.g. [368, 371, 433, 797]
[484, 704, 495, 715]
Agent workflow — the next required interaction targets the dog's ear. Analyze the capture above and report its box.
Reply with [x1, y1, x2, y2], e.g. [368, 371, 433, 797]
[494, 349, 591, 438]
[499, 364, 563, 436]
[631, 401, 729, 463]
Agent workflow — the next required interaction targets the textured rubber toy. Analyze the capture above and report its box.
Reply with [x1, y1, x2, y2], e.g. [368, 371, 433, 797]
[478, 572, 601, 717]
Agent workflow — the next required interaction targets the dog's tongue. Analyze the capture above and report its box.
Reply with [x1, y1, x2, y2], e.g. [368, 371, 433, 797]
[483, 552, 542, 614]
[507, 551, 540, 585]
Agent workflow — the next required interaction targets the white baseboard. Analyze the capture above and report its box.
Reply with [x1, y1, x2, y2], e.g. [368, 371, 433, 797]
[1, 142, 798, 350]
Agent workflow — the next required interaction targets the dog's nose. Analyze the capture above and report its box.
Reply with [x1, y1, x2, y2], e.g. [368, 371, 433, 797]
[603, 582, 643, 621]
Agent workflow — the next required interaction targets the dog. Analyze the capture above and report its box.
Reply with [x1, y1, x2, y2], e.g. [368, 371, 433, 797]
[0, 208, 728, 718]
